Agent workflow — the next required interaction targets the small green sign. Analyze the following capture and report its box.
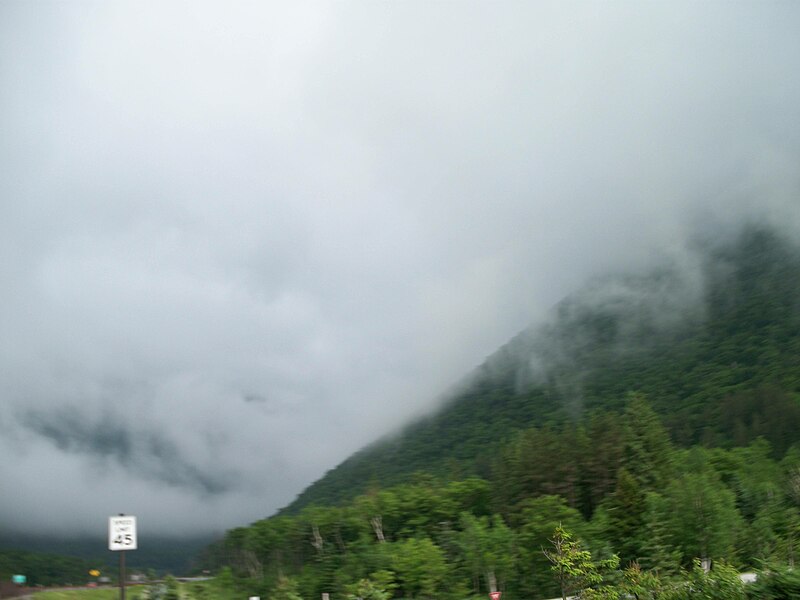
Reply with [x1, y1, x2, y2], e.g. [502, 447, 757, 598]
[12, 574, 26, 584]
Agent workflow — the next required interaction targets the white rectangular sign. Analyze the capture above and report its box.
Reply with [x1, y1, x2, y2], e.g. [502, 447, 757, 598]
[109, 515, 137, 551]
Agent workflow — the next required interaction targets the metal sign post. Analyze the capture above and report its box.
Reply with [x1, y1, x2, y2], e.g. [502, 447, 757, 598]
[109, 514, 137, 600]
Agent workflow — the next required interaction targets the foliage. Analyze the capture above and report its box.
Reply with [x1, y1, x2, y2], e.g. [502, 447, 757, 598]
[618, 562, 666, 600]
[456, 513, 514, 592]
[662, 560, 747, 600]
[207, 394, 800, 598]
[212, 565, 236, 600]
[663, 450, 743, 563]
[515, 495, 587, 597]
[636, 492, 682, 575]
[345, 577, 392, 600]
[602, 467, 647, 565]
[746, 563, 800, 599]
[0, 549, 104, 587]
[620, 394, 675, 490]
[391, 537, 448, 599]
[544, 525, 620, 600]
[162, 575, 180, 600]
[270, 576, 303, 600]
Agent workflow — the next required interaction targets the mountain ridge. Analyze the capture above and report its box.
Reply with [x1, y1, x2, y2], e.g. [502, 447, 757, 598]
[279, 224, 800, 514]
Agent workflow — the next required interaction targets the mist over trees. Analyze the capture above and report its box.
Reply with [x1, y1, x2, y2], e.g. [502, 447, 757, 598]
[197, 226, 800, 599]
[287, 226, 800, 511]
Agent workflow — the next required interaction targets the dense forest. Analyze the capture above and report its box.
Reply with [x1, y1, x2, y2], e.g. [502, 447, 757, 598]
[202, 225, 800, 599]
[204, 397, 800, 599]
[0, 549, 101, 587]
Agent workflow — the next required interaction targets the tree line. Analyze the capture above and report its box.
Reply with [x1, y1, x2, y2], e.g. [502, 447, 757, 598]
[0, 549, 101, 587]
[203, 395, 800, 599]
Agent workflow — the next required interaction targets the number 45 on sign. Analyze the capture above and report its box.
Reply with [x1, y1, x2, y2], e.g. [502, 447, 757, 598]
[109, 516, 137, 551]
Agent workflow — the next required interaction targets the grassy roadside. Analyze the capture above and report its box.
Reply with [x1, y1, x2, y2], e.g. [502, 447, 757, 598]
[33, 585, 174, 600]
[34, 588, 147, 600]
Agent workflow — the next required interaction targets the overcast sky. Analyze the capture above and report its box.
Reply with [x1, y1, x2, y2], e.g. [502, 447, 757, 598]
[2, 1, 800, 538]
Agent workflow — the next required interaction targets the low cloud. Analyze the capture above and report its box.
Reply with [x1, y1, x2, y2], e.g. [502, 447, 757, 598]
[1, 1, 799, 537]
[19, 407, 236, 496]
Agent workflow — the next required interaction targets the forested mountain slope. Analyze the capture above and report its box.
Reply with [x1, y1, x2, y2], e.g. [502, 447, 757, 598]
[283, 225, 800, 513]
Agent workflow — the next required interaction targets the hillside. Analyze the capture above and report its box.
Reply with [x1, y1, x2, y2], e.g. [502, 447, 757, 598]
[282, 225, 800, 513]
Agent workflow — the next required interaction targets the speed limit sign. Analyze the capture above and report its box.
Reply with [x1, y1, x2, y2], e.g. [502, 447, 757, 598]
[109, 515, 137, 551]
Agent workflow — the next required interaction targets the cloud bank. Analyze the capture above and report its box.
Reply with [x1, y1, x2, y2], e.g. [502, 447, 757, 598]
[1, 1, 799, 536]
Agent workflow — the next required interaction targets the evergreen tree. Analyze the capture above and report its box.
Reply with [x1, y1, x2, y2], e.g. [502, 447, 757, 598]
[637, 492, 682, 575]
[603, 468, 646, 565]
[664, 462, 743, 563]
[579, 412, 624, 518]
[391, 537, 448, 599]
[516, 495, 587, 599]
[621, 394, 674, 490]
